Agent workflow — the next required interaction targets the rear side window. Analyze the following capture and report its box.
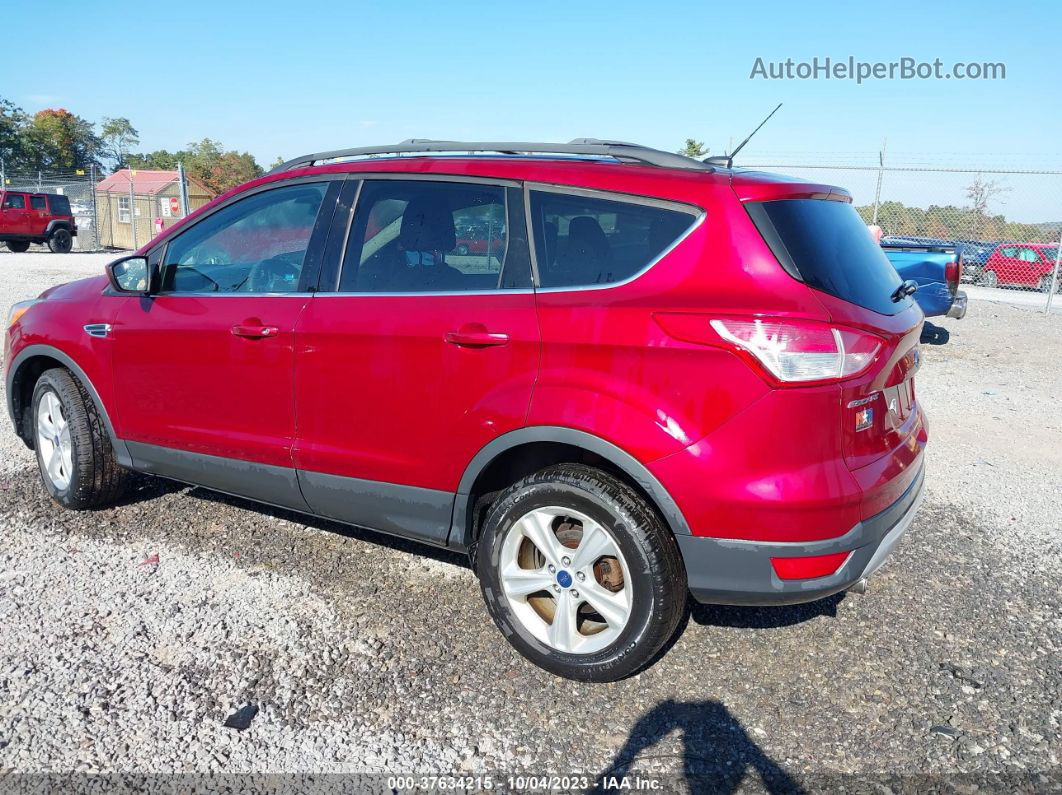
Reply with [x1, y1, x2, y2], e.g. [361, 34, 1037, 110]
[47, 194, 71, 215]
[30, 196, 47, 210]
[528, 190, 697, 289]
[748, 199, 908, 316]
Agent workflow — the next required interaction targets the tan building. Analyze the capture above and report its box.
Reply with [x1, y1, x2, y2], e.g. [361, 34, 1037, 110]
[96, 169, 214, 249]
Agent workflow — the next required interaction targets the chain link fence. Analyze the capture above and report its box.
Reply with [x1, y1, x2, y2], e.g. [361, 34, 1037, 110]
[1, 166, 211, 254]
[745, 156, 1062, 313]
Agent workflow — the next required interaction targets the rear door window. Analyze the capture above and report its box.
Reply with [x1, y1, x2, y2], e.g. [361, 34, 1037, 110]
[747, 198, 909, 315]
[30, 196, 47, 210]
[528, 189, 698, 289]
[339, 180, 532, 292]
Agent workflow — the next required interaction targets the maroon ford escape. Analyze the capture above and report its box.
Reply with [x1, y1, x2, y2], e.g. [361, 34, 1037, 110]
[4, 140, 927, 681]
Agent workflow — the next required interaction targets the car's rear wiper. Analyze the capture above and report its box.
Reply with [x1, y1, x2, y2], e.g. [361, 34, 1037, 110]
[891, 279, 919, 303]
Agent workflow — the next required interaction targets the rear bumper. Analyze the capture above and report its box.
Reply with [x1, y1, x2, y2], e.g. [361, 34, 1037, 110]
[677, 464, 925, 605]
[946, 291, 968, 319]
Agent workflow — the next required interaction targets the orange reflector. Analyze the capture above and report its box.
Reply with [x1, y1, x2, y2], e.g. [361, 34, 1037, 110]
[771, 551, 850, 581]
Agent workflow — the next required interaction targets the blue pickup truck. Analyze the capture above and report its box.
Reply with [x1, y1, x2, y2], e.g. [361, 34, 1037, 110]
[881, 241, 968, 319]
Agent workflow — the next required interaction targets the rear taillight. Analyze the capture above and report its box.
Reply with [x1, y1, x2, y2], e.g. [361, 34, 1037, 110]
[771, 551, 851, 580]
[945, 257, 961, 288]
[709, 318, 883, 384]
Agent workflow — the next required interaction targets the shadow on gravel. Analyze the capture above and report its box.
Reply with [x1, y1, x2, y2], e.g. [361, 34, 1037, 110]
[689, 592, 844, 629]
[185, 485, 471, 569]
[920, 321, 951, 345]
[592, 699, 803, 794]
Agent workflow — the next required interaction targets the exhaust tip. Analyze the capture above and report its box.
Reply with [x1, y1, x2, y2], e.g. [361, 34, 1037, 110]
[847, 578, 869, 595]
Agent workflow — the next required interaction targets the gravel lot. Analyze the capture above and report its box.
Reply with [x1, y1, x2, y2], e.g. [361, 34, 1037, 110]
[1, 251, 1060, 790]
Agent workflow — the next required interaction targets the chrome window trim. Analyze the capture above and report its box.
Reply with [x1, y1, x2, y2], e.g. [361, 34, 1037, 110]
[525, 181, 707, 293]
[146, 292, 317, 298]
[524, 181, 703, 216]
[332, 175, 522, 296]
[315, 289, 535, 298]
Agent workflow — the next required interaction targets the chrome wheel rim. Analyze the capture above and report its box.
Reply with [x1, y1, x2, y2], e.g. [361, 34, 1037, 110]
[36, 391, 73, 490]
[499, 506, 632, 655]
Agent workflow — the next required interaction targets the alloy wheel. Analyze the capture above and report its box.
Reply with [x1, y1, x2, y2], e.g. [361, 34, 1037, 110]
[36, 390, 73, 490]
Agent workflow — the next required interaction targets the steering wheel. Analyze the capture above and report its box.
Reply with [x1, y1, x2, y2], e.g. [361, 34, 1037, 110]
[245, 256, 300, 293]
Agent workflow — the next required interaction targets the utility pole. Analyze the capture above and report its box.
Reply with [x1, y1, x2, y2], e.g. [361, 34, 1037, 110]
[871, 138, 887, 225]
[176, 162, 190, 218]
[89, 164, 99, 251]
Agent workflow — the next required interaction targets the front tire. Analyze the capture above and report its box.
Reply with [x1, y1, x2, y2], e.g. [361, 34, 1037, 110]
[6, 241, 30, 253]
[476, 464, 686, 681]
[47, 228, 73, 253]
[32, 368, 128, 509]
[980, 269, 998, 288]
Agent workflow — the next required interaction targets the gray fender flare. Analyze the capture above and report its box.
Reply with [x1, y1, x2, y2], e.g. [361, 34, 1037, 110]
[448, 426, 691, 550]
[6, 344, 131, 466]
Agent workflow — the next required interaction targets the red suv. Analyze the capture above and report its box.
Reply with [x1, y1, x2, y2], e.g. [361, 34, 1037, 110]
[0, 191, 77, 253]
[4, 140, 927, 681]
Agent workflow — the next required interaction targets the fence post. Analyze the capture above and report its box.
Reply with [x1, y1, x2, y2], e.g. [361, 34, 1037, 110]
[1046, 225, 1062, 315]
[871, 138, 887, 225]
[89, 164, 99, 251]
[128, 172, 138, 250]
[177, 162, 190, 218]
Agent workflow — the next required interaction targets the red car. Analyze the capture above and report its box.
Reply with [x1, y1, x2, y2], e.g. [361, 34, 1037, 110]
[0, 190, 77, 253]
[980, 242, 1061, 291]
[4, 140, 927, 681]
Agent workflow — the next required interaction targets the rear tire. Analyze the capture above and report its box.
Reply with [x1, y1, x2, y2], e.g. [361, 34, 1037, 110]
[32, 368, 128, 509]
[5, 241, 30, 253]
[47, 228, 73, 253]
[476, 463, 686, 682]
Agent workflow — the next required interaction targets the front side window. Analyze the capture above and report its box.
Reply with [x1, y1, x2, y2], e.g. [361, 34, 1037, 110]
[117, 195, 132, 223]
[30, 196, 46, 210]
[528, 189, 697, 289]
[340, 180, 530, 293]
[161, 182, 327, 293]
[2, 194, 25, 210]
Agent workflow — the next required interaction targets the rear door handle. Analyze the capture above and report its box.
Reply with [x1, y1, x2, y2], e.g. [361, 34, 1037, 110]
[231, 324, 279, 339]
[444, 330, 510, 348]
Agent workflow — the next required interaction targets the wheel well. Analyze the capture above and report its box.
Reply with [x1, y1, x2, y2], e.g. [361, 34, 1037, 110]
[9, 354, 64, 448]
[463, 441, 667, 549]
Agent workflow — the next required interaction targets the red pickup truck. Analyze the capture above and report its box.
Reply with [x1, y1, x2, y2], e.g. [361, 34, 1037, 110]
[0, 191, 77, 253]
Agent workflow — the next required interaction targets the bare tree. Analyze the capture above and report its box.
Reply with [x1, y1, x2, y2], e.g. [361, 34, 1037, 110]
[965, 174, 1010, 216]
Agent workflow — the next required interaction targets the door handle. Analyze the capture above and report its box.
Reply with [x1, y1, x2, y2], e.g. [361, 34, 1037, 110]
[231, 324, 279, 339]
[444, 330, 510, 348]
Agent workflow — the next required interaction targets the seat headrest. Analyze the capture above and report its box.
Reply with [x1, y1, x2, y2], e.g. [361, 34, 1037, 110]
[566, 216, 609, 254]
[400, 196, 456, 252]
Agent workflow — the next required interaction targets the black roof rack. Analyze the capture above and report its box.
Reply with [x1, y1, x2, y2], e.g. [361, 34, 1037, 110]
[266, 138, 715, 175]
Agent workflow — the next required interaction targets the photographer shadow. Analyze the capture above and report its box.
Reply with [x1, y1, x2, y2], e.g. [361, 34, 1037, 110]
[592, 699, 804, 794]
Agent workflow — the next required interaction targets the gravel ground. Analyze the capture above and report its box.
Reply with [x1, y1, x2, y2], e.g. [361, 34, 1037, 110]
[0, 251, 1060, 790]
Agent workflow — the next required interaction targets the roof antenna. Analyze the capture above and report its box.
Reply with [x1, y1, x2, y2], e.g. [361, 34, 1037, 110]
[705, 103, 782, 169]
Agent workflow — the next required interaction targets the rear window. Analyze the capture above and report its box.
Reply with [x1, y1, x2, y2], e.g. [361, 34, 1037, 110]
[748, 199, 909, 316]
[47, 194, 71, 215]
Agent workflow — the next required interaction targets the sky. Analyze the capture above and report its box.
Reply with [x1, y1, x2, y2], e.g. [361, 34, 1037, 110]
[7, 0, 1061, 220]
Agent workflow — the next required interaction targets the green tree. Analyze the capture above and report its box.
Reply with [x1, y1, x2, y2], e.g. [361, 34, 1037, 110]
[677, 138, 708, 158]
[269, 156, 285, 169]
[23, 108, 101, 170]
[127, 138, 263, 195]
[100, 117, 140, 171]
[0, 97, 30, 171]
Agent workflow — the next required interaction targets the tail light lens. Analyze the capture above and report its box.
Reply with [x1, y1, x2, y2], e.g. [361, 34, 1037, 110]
[945, 257, 961, 288]
[709, 319, 883, 384]
[771, 551, 852, 580]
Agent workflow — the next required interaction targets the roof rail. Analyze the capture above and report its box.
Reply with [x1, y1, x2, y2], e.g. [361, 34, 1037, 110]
[266, 138, 715, 175]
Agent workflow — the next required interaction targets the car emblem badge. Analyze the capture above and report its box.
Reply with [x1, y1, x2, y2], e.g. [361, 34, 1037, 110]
[556, 570, 573, 588]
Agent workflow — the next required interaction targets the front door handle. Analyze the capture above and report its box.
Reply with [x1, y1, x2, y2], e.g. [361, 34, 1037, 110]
[231, 324, 279, 339]
[444, 330, 510, 348]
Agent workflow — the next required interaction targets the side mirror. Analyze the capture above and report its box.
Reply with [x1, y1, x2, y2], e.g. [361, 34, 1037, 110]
[106, 255, 152, 295]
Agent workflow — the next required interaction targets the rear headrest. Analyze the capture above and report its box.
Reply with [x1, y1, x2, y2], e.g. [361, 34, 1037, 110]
[400, 196, 456, 252]
[566, 216, 609, 255]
